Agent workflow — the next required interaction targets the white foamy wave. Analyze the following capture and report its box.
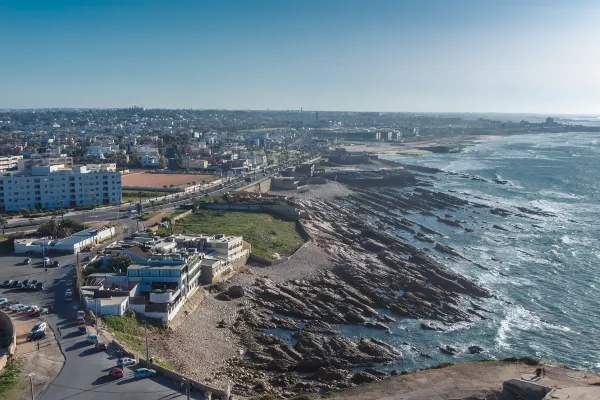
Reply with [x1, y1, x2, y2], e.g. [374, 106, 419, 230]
[539, 190, 584, 200]
[495, 305, 572, 349]
[560, 235, 576, 245]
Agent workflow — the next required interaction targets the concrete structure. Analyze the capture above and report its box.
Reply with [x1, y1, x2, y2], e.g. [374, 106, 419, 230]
[0, 164, 122, 212]
[84, 163, 117, 172]
[181, 156, 208, 169]
[0, 155, 23, 172]
[271, 177, 300, 190]
[18, 154, 72, 171]
[14, 226, 116, 254]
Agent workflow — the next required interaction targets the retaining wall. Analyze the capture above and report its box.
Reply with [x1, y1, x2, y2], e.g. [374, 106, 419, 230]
[0, 311, 16, 372]
[236, 177, 271, 193]
[172, 209, 193, 222]
[202, 203, 300, 221]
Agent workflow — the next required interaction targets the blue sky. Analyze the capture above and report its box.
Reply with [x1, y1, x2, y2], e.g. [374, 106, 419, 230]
[0, 0, 598, 113]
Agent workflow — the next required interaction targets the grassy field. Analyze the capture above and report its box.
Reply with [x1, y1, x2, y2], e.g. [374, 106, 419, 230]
[103, 313, 173, 370]
[0, 361, 24, 399]
[122, 190, 166, 204]
[160, 210, 305, 260]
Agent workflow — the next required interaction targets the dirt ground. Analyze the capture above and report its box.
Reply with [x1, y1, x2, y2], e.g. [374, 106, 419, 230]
[10, 314, 64, 400]
[326, 361, 600, 400]
[122, 172, 214, 188]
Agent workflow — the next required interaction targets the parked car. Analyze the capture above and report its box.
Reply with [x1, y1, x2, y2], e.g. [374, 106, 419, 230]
[1, 280, 11, 287]
[77, 310, 85, 318]
[76, 316, 85, 325]
[29, 280, 38, 286]
[27, 331, 46, 341]
[31, 322, 47, 333]
[117, 357, 136, 367]
[26, 306, 39, 316]
[66, 280, 73, 287]
[108, 368, 124, 379]
[24, 258, 31, 264]
[14, 304, 28, 312]
[11, 280, 20, 288]
[87, 333, 98, 344]
[15, 282, 25, 290]
[0, 298, 7, 305]
[53, 261, 60, 267]
[134, 368, 156, 379]
[6, 301, 19, 309]
[22, 279, 30, 286]
[43, 257, 50, 265]
[64, 294, 72, 302]
[78, 325, 87, 334]
[95, 342, 107, 352]
[35, 282, 45, 290]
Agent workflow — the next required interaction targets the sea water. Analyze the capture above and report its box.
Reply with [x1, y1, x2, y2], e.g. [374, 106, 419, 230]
[339, 132, 600, 373]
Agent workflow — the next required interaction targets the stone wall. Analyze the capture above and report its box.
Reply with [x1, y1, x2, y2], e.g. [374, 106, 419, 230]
[172, 209, 193, 222]
[202, 203, 300, 221]
[0, 311, 16, 372]
[236, 177, 272, 193]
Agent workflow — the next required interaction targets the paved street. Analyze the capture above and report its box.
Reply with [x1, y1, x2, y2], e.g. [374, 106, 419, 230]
[0, 252, 203, 399]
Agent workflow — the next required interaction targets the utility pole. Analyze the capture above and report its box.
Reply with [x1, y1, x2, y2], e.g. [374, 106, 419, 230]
[26, 373, 35, 400]
[144, 322, 149, 367]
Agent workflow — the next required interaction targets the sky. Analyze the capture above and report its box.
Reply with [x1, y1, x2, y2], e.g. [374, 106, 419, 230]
[0, 0, 599, 113]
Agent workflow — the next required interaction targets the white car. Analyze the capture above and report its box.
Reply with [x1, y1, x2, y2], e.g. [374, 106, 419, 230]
[14, 304, 28, 312]
[31, 322, 47, 333]
[0, 298, 8, 305]
[43, 257, 50, 264]
[117, 357, 136, 367]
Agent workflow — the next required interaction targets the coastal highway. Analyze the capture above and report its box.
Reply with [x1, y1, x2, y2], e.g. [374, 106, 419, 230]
[1, 174, 253, 235]
[1, 158, 317, 234]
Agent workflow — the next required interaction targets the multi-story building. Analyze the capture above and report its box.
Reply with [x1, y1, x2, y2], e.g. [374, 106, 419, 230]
[0, 155, 23, 172]
[181, 156, 208, 170]
[18, 153, 73, 171]
[0, 164, 122, 212]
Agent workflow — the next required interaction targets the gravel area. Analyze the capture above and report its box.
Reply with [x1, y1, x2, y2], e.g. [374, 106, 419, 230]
[152, 294, 248, 388]
[273, 180, 353, 201]
[244, 242, 333, 283]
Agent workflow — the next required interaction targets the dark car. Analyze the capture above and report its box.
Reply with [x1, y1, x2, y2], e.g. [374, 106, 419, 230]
[35, 282, 44, 290]
[27, 331, 46, 341]
[1, 280, 10, 287]
[53, 260, 60, 267]
[95, 343, 107, 352]
[29, 280, 38, 286]
[22, 279, 30, 286]
[11, 280, 20, 288]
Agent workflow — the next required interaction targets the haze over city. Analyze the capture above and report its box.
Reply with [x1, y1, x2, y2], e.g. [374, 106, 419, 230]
[1, 0, 599, 114]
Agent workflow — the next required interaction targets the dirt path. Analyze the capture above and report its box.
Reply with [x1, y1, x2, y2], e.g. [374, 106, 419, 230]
[10, 314, 64, 400]
[326, 361, 600, 400]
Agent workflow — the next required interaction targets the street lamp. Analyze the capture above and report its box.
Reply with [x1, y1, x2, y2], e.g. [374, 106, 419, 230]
[25, 373, 35, 400]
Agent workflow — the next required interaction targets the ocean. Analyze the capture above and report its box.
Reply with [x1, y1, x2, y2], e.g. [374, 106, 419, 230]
[339, 132, 600, 373]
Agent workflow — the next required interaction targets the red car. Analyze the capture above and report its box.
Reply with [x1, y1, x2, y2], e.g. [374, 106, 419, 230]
[109, 368, 124, 379]
[76, 316, 85, 325]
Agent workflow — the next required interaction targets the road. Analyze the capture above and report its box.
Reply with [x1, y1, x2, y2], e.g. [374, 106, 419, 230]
[0, 253, 202, 399]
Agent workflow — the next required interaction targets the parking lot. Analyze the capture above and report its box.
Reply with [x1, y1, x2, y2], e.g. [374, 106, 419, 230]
[0, 252, 78, 311]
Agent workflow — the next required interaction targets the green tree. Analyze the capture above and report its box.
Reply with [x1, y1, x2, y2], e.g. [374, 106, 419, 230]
[108, 254, 132, 273]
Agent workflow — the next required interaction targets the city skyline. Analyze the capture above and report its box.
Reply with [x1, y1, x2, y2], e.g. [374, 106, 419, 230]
[1, 0, 599, 114]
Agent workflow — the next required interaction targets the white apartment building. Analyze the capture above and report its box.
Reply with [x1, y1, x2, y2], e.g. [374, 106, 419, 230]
[0, 164, 122, 212]
[0, 155, 23, 172]
[18, 154, 73, 171]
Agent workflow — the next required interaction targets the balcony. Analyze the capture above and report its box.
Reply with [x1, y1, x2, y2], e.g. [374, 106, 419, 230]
[149, 288, 180, 303]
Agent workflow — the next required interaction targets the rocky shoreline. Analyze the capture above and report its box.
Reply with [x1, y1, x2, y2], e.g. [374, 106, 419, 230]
[157, 167, 558, 398]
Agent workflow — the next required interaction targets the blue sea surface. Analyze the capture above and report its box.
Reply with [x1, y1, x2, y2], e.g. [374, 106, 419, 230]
[339, 132, 600, 372]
